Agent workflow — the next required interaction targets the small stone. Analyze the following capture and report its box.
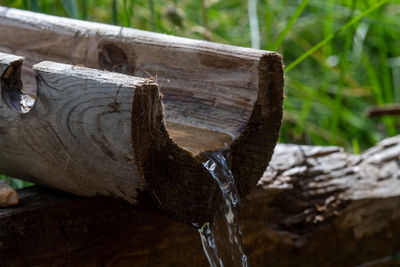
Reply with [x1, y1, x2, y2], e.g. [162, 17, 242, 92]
[0, 181, 19, 207]
[315, 204, 327, 212]
[333, 210, 341, 216]
[313, 215, 324, 224]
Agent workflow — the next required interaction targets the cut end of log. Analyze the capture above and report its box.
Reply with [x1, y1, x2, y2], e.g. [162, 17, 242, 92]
[231, 53, 284, 198]
[132, 53, 284, 225]
[0, 49, 284, 225]
[131, 80, 220, 224]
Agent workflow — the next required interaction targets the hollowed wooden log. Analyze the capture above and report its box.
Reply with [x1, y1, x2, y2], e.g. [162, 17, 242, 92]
[0, 5, 284, 226]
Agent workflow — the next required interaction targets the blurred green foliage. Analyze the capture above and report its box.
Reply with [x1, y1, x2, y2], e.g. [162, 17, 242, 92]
[0, 0, 399, 187]
[0, 174, 34, 189]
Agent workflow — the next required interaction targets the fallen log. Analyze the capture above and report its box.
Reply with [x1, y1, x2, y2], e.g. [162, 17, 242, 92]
[243, 135, 400, 266]
[0, 7, 284, 224]
[1, 136, 400, 266]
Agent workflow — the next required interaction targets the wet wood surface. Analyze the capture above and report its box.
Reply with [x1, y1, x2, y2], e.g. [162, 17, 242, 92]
[1, 135, 400, 266]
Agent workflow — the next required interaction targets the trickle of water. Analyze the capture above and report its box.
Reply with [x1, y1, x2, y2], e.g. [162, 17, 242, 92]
[198, 147, 248, 267]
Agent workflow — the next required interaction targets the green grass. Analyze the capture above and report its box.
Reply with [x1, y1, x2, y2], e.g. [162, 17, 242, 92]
[0, 175, 34, 189]
[0, 0, 399, 187]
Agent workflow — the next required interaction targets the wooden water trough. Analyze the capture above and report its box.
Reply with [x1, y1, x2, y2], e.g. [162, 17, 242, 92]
[0, 7, 283, 225]
[1, 7, 400, 267]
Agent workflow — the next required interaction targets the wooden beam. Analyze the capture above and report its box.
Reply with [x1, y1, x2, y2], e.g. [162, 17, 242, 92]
[1, 135, 400, 266]
[0, 7, 284, 224]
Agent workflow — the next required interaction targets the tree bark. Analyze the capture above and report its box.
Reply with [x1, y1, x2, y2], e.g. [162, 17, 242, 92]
[1, 135, 400, 266]
[242, 135, 400, 266]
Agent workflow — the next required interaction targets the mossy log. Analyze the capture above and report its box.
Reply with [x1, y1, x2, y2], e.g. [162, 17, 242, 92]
[1, 136, 400, 266]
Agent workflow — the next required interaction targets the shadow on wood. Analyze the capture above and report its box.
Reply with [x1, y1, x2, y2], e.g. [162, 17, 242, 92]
[0, 7, 284, 225]
[1, 136, 400, 266]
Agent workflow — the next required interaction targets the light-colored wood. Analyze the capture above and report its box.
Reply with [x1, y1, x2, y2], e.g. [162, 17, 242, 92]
[0, 7, 281, 155]
[0, 8, 284, 223]
[0, 48, 283, 224]
[0, 6, 260, 137]
[0, 53, 159, 203]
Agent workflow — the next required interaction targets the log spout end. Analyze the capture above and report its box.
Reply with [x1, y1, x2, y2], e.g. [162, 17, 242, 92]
[132, 52, 284, 225]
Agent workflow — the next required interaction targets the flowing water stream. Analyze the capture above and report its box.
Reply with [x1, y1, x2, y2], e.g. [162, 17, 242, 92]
[198, 148, 248, 267]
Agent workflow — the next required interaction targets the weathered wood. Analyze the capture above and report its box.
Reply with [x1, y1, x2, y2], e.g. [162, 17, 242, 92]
[0, 53, 158, 209]
[0, 7, 284, 224]
[1, 136, 400, 266]
[243, 136, 400, 266]
[0, 187, 207, 267]
[0, 6, 283, 171]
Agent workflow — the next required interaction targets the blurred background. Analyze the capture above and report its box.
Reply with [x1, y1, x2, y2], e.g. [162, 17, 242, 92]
[0, 0, 399, 187]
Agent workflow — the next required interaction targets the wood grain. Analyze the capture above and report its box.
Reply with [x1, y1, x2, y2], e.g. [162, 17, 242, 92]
[0, 7, 282, 157]
[0, 55, 159, 204]
[0, 8, 284, 223]
[0, 6, 265, 140]
[1, 135, 400, 266]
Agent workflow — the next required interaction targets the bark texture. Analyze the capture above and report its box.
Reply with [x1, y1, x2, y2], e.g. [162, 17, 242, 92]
[1, 136, 400, 266]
